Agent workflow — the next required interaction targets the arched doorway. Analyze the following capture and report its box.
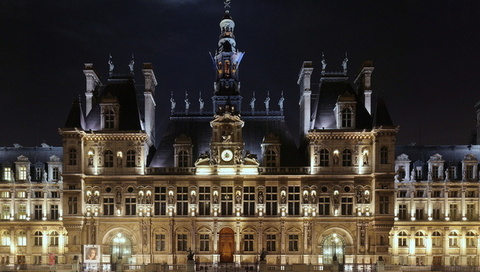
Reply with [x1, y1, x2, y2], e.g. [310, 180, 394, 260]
[111, 233, 132, 272]
[219, 228, 234, 263]
[322, 233, 345, 264]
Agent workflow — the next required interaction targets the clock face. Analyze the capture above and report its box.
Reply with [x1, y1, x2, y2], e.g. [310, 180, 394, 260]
[221, 149, 233, 162]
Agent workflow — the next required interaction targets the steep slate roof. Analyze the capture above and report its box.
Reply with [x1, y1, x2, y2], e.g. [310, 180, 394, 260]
[149, 112, 301, 167]
[373, 98, 394, 127]
[311, 77, 373, 130]
[84, 75, 143, 131]
[64, 98, 85, 129]
[395, 145, 480, 165]
[0, 145, 62, 164]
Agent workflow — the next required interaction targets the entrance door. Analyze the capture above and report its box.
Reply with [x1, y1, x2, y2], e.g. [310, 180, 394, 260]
[322, 234, 345, 264]
[111, 233, 132, 272]
[219, 228, 234, 263]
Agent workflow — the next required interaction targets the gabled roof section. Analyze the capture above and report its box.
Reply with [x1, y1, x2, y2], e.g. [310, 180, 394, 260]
[84, 75, 142, 131]
[64, 97, 85, 129]
[395, 144, 480, 165]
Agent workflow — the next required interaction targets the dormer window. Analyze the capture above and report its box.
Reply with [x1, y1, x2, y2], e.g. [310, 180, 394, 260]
[3, 167, 12, 181]
[19, 166, 27, 181]
[341, 108, 352, 128]
[265, 149, 278, 167]
[178, 150, 189, 167]
[101, 104, 119, 130]
[105, 109, 115, 129]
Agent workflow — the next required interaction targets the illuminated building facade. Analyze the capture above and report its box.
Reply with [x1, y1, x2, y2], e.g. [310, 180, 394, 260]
[0, 4, 478, 271]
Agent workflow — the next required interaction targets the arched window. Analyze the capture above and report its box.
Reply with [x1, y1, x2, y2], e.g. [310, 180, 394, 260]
[342, 149, 352, 166]
[178, 151, 189, 167]
[69, 148, 77, 165]
[34, 231, 43, 246]
[104, 150, 114, 167]
[50, 231, 59, 246]
[466, 231, 476, 247]
[126, 150, 136, 167]
[341, 108, 352, 128]
[448, 231, 458, 247]
[380, 146, 388, 164]
[398, 231, 408, 247]
[17, 231, 27, 246]
[265, 149, 277, 167]
[431, 231, 442, 247]
[1, 230, 11, 246]
[104, 109, 115, 129]
[319, 149, 329, 166]
[415, 231, 425, 247]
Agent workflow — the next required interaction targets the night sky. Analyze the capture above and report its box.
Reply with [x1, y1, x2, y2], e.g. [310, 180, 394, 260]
[1, 0, 479, 147]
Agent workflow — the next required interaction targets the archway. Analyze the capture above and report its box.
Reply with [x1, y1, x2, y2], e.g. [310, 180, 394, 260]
[219, 228, 234, 263]
[322, 233, 345, 264]
[111, 233, 132, 272]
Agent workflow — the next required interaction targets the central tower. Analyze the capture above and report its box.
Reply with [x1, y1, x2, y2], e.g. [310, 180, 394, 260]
[211, 5, 245, 112]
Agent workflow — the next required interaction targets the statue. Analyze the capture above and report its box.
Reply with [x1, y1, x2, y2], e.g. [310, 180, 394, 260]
[278, 91, 284, 111]
[264, 93, 270, 111]
[250, 92, 256, 111]
[258, 191, 264, 204]
[321, 52, 327, 70]
[236, 191, 242, 204]
[184, 92, 190, 111]
[108, 54, 114, 75]
[187, 248, 194, 260]
[129, 55, 134, 74]
[199, 96, 204, 112]
[259, 248, 267, 261]
[170, 92, 176, 114]
[342, 52, 348, 72]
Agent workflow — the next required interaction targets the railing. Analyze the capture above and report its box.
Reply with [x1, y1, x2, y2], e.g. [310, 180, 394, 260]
[0, 263, 75, 271]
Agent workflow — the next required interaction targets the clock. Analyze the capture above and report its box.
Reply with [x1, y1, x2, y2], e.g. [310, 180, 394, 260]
[221, 149, 234, 162]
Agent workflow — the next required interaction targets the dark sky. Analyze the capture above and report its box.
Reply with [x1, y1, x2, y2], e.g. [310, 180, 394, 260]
[1, 0, 479, 147]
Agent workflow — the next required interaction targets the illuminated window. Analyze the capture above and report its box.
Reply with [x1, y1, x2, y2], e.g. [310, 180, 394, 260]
[155, 234, 166, 251]
[19, 166, 27, 180]
[34, 231, 43, 246]
[448, 232, 458, 247]
[466, 231, 476, 247]
[380, 146, 388, 164]
[16, 191, 26, 198]
[243, 234, 254, 252]
[342, 149, 352, 166]
[288, 234, 299, 251]
[68, 148, 77, 165]
[398, 231, 408, 247]
[3, 167, 11, 181]
[2, 204, 10, 220]
[199, 234, 210, 252]
[415, 232, 425, 247]
[1, 231, 10, 246]
[17, 231, 27, 246]
[17, 204, 27, 220]
[126, 150, 136, 167]
[431, 231, 442, 247]
[319, 149, 329, 166]
[266, 234, 277, 252]
[341, 108, 352, 128]
[104, 150, 114, 167]
[50, 231, 59, 246]
[198, 187, 211, 216]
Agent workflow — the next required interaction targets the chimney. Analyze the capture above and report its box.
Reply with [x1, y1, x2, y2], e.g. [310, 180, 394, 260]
[83, 63, 100, 116]
[297, 61, 314, 137]
[354, 61, 374, 115]
[142, 63, 158, 147]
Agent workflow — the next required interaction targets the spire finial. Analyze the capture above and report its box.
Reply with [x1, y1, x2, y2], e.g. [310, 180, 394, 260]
[321, 52, 327, 71]
[108, 54, 114, 76]
[224, 0, 231, 10]
[129, 54, 135, 74]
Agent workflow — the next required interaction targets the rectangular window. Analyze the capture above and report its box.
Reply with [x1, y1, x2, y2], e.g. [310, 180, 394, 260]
[432, 190, 442, 198]
[288, 186, 300, 216]
[103, 197, 115, 216]
[177, 234, 188, 251]
[0, 191, 10, 198]
[415, 208, 424, 220]
[50, 205, 59, 220]
[198, 187, 211, 216]
[2, 205, 10, 220]
[318, 197, 330, 216]
[243, 186, 255, 216]
[199, 234, 210, 252]
[176, 187, 189, 216]
[431, 166, 439, 179]
[266, 234, 276, 252]
[379, 196, 389, 214]
[449, 191, 459, 198]
[466, 190, 476, 198]
[50, 192, 59, 198]
[19, 166, 27, 180]
[52, 167, 59, 181]
[448, 166, 456, 180]
[341, 197, 353, 215]
[398, 204, 407, 220]
[16, 191, 26, 198]
[467, 204, 475, 220]
[68, 197, 78, 214]
[4, 167, 12, 181]
[266, 186, 278, 216]
[466, 165, 474, 179]
[35, 168, 42, 181]
[34, 191, 43, 198]
[17, 204, 27, 220]
[244, 234, 254, 252]
[154, 187, 167, 216]
[156, 234, 166, 251]
[449, 204, 458, 220]
[288, 234, 299, 251]
[398, 191, 407, 198]
[221, 187, 233, 216]
[34, 205, 42, 220]
[125, 198, 136, 216]
[415, 190, 424, 198]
